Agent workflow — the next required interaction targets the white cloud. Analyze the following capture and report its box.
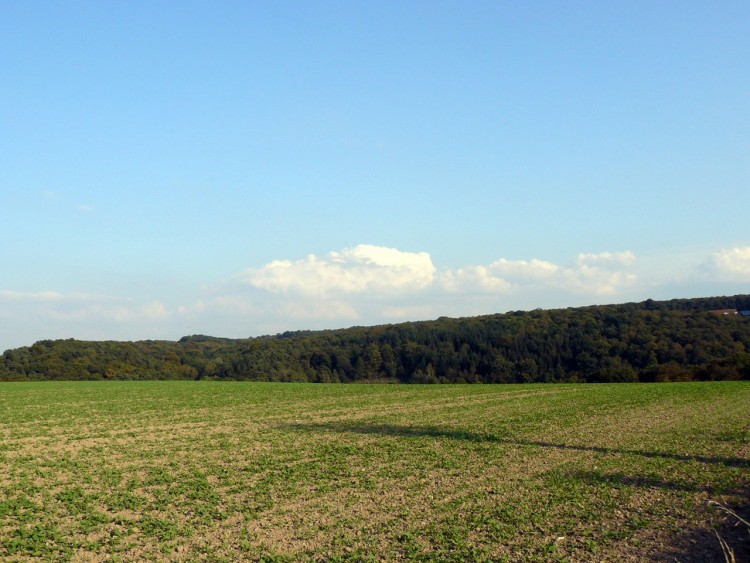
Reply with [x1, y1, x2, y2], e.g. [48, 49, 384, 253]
[240, 244, 436, 296]
[197, 246, 639, 337]
[77, 204, 95, 212]
[6, 242, 750, 354]
[556, 266, 637, 296]
[0, 246, 643, 350]
[706, 246, 750, 281]
[439, 266, 512, 292]
[439, 251, 637, 296]
[556, 251, 638, 295]
[237, 245, 637, 306]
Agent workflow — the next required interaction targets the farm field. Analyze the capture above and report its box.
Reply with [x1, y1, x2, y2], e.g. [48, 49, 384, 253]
[0, 382, 747, 561]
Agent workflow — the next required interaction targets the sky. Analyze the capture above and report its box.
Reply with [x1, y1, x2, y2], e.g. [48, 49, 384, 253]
[1, 1, 749, 352]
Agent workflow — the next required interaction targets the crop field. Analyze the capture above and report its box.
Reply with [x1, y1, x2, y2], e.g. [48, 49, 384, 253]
[0, 382, 747, 561]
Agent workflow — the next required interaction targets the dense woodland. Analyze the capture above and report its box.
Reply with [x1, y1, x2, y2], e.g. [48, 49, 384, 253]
[2, 295, 750, 383]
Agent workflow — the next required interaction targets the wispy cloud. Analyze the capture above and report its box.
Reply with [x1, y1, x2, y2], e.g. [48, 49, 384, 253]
[0, 290, 65, 302]
[0, 291, 172, 347]
[36, 191, 95, 213]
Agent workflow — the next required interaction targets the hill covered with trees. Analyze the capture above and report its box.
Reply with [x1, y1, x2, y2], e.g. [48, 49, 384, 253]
[2, 295, 750, 383]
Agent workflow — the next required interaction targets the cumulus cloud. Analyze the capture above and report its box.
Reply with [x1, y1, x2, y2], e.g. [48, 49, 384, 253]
[1, 244, 646, 351]
[439, 251, 637, 296]
[439, 265, 513, 293]
[240, 244, 436, 296]
[556, 251, 638, 295]
[556, 265, 637, 295]
[705, 246, 750, 281]
[237, 246, 637, 301]
[207, 245, 640, 336]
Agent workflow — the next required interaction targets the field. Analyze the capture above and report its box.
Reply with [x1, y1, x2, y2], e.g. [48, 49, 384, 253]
[0, 382, 747, 561]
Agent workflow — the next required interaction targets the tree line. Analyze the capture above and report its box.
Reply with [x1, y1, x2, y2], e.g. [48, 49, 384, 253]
[2, 294, 750, 383]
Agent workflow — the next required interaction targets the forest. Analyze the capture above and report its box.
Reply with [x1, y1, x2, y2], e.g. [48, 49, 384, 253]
[1, 294, 749, 383]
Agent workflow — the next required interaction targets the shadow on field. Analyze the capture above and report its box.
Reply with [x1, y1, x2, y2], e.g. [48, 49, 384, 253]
[645, 493, 750, 563]
[280, 421, 749, 468]
[627, 518, 750, 563]
[569, 469, 716, 493]
[282, 420, 750, 560]
[568, 469, 750, 555]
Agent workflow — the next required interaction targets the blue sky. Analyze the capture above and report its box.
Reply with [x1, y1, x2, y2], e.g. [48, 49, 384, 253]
[1, 1, 749, 352]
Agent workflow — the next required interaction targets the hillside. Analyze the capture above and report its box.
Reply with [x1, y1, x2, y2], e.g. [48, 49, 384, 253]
[2, 294, 750, 383]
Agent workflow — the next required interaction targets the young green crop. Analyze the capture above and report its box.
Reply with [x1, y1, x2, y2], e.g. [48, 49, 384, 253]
[0, 381, 747, 561]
